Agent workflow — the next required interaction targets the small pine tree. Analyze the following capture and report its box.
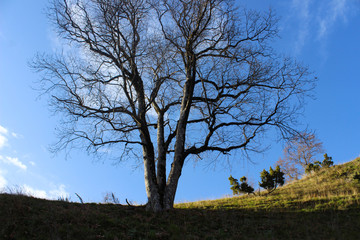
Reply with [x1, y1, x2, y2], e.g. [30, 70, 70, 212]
[259, 168, 274, 190]
[229, 175, 254, 195]
[321, 153, 334, 168]
[259, 165, 285, 193]
[305, 154, 334, 174]
[272, 165, 285, 187]
[229, 175, 241, 195]
[239, 176, 255, 195]
[305, 161, 321, 174]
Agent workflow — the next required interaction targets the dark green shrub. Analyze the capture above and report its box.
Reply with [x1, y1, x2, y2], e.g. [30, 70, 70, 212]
[239, 177, 255, 195]
[306, 153, 334, 174]
[305, 162, 321, 174]
[229, 176, 254, 195]
[229, 175, 241, 195]
[259, 169, 274, 190]
[354, 172, 360, 182]
[321, 153, 334, 168]
[259, 165, 285, 193]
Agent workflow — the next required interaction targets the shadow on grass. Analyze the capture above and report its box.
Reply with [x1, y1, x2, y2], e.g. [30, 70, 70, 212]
[1, 193, 359, 240]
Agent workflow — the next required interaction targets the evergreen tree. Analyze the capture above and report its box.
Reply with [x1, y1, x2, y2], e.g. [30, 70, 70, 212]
[305, 161, 321, 174]
[272, 165, 285, 187]
[229, 175, 241, 195]
[305, 154, 333, 174]
[229, 176, 254, 195]
[259, 165, 285, 193]
[259, 169, 274, 190]
[239, 177, 255, 195]
[321, 153, 334, 168]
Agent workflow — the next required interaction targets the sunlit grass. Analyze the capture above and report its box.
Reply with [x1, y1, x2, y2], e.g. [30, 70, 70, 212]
[177, 158, 360, 212]
[1, 158, 360, 239]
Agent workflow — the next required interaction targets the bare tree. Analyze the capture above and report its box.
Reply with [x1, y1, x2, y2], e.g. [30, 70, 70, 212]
[276, 132, 324, 181]
[32, 0, 315, 211]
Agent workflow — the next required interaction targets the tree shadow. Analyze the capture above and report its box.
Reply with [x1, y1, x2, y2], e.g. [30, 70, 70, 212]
[1, 193, 359, 240]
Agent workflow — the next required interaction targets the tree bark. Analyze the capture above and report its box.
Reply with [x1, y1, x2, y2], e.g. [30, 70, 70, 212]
[163, 52, 197, 209]
[156, 112, 167, 207]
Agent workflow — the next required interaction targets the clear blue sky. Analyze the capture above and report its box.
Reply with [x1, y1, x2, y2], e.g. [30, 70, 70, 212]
[1, 0, 360, 204]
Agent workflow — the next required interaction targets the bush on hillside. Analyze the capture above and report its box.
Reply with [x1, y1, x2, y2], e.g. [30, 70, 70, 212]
[229, 176, 254, 195]
[305, 161, 321, 174]
[354, 172, 360, 183]
[306, 153, 334, 174]
[321, 153, 334, 168]
[259, 165, 285, 194]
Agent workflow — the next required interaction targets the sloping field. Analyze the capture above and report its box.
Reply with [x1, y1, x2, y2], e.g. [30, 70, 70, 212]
[1, 158, 360, 239]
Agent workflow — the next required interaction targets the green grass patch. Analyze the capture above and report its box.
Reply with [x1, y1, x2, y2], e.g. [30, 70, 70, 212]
[1, 158, 360, 239]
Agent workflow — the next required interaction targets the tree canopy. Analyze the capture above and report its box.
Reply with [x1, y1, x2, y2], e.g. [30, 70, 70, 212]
[32, 0, 315, 211]
[277, 132, 324, 180]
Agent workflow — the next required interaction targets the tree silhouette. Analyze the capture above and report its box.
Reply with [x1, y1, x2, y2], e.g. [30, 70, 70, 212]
[32, 0, 315, 211]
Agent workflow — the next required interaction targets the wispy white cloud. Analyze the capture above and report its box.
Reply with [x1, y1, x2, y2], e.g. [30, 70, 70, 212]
[0, 156, 27, 170]
[0, 167, 70, 199]
[291, 0, 311, 22]
[0, 135, 7, 149]
[288, 0, 355, 56]
[22, 184, 69, 200]
[49, 184, 69, 199]
[0, 125, 8, 149]
[0, 125, 69, 200]
[0, 125, 22, 149]
[318, 0, 349, 39]
[291, 0, 312, 54]
[22, 184, 48, 199]
[0, 125, 8, 135]
[11, 132, 22, 139]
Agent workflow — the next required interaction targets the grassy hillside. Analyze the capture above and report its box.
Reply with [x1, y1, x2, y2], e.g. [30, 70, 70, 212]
[1, 158, 360, 240]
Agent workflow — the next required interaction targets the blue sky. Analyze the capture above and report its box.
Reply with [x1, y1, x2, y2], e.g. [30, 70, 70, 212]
[0, 0, 360, 204]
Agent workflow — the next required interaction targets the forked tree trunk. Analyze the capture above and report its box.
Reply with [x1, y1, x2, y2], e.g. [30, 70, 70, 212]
[144, 71, 195, 211]
[144, 156, 184, 211]
[144, 165, 162, 211]
[143, 123, 187, 211]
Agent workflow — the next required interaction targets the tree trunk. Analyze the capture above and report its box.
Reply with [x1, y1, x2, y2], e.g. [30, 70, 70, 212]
[134, 73, 163, 212]
[141, 129, 162, 212]
[156, 112, 167, 207]
[144, 160, 162, 212]
[163, 60, 196, 210]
